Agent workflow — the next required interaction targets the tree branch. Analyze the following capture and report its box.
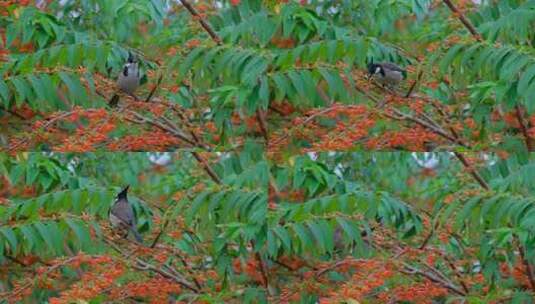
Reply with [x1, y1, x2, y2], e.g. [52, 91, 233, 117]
[150, 218, 170, 249]
[178, 0, 222, 44]
[0, 256, 79, 300]
[255, 251, 269, 288]
[269, 104, 353, 147]
[453, 152, 489, 190]
[178, 0, 268, 143]
[405, 70, 423, 98]
[103, 237, 200, 293]
[442, 0, 482, 41]
[442, 255, 470, 294]
[357, 84, 468, 146]
[190, 151, 221, 184]
[145, 74, 164, 103]
[255, 109, 269, 142]
[516, 235, 535, 293]
[125, 110, 198, 147]
[7, 110, 95, 152]
[0, 107, 26, 120]
[401, 262, 467, 296]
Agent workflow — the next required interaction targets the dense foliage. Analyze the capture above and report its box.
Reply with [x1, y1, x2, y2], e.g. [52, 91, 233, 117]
[267, 152, 535, 303]
[0, 149, 268, 303]
[1, 152, 535, 302]
[1, 0, 535, 303]
[2, 0, 535, 151]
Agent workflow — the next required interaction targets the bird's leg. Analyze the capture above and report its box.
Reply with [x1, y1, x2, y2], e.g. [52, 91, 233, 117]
[128, 93, 140, 102]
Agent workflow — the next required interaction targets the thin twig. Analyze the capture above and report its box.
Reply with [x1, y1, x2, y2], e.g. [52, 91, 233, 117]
[314, 259, 360, 278]
[191, 151, 221, 184]
[422, 262, 454, 285]
[516, 235, 535, 293]
[103, 237, 200, 293]
[268, 104, 287, 116]
[150, 218, 170, 248]
[442, 0, 482, 41]
[125, 110, 198, 146]
[178, 0, 269, 143]
[279, 258, 355, 302]
[444, 0, 533, 153]
[269, 104, 349, 147]
[0, 256, 79, 300]
[169, 108, 209, 149]
[0, 107, 26, 120]
[442, 255, 470, 294]
[178, 0, 222, 44]
[255, 251, 269, 288]
[386, 107, 467, 146]
[401, 262, 467, 296]
[255, 109, 269, 142]
[355, 84, 468, 146]
[405, 70, 423, 98]
[168, 248, 203, 290]
[7, 110, 88, 152]
[453, 152, 489, 190]
[145, 74, 164, 103]
[419, 219, 440, 250]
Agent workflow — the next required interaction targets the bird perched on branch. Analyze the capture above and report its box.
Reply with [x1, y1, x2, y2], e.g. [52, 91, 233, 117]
[367, 61, 407, 88]
[108, 185, 143, 243]
[109, 52, 141, 107]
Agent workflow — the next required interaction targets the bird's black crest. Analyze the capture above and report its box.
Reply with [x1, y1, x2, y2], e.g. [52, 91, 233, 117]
[127, 52, 135, 63]
[117, 185, 129, 199]
[367, 62, 376, 75]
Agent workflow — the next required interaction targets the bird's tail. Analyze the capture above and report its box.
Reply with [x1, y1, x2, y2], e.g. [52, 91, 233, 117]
[109, 94, 120, 107]
[130, 227, 143, 244]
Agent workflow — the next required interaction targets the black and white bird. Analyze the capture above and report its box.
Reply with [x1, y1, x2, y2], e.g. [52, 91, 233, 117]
[108, 185, 143, 243]
[109, 53, 141, 107]
[367, 62, 407, 88]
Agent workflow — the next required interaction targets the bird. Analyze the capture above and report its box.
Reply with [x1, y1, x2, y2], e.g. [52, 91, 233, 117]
[108, 185, 143, 243]
[109, 52, 141, 107]
[367, 61, 407, 88]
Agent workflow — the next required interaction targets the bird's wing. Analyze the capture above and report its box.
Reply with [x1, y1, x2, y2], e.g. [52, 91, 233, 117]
[111, 199, 135, 226]
[380, 62, 405, 72]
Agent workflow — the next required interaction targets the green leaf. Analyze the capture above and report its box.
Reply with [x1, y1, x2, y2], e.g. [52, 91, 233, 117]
[58, 72, 88, 106]
[0, 227, 19, 255]
[34, 222, 56, 255]
[336, 217, 360, 243]
[292, 223, 312, 254]
[65, 218, 91, 249]
[440, 44, 464, 75]
[308, 221, 325, 253]
[10, 77, 31, 107]
[258, 76, 269, 109]
[0, 79, 10, 108]
[272, 226, 291, 252]
[19, 225, 36, 253]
